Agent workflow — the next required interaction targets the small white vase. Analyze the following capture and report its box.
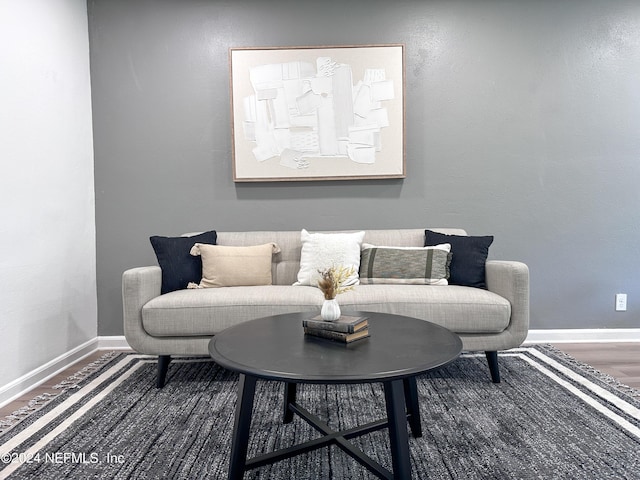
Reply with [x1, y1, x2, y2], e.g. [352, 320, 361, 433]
[321, 298, 341, 321]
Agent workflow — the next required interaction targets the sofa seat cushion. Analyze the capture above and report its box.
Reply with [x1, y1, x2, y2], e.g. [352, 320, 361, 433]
[339, 285, 511, 334]
[142, 285, 324, 336]
[142, 284, 510, 337]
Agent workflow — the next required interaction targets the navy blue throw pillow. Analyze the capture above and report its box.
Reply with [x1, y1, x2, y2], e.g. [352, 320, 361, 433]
[424, 230, 493, 289]
[150, 231, 217, 294]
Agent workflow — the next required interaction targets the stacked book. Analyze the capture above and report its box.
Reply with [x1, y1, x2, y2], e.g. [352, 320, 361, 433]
[303, 315, 369, 343]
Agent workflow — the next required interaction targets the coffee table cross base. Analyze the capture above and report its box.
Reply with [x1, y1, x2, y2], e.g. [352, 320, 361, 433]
[228, 374, 423, 480]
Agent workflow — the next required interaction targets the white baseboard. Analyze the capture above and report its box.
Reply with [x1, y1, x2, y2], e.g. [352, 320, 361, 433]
[97, 332, 640, 347]
[97, 336, 132, 350]
[2, 329, 639, 409]
[0, 338, 99, 408]
[96, 331, 640, 348]
[0, 337, 133, 408]
[524, 328, 640, 344]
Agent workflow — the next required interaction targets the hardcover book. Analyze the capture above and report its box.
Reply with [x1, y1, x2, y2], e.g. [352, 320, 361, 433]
[303, 326, 370, 343]
[302, 315, 368, 334]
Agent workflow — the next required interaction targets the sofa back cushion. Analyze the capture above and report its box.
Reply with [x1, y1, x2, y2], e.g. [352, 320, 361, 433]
[215, 229, 466, 286]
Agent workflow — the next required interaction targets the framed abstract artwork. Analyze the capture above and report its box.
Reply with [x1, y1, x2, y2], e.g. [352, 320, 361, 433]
[229, 44, 405, 182]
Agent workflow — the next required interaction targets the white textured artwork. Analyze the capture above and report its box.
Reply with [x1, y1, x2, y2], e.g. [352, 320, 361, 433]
[243, 59, 394, 168]
[231, 45, 405, 182]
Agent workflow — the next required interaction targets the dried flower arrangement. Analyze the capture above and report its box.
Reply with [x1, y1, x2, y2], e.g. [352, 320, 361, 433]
[317, 266, 356, 300]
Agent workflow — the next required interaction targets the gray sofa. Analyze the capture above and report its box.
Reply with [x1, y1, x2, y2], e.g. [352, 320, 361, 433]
[123, 228, 529, 387]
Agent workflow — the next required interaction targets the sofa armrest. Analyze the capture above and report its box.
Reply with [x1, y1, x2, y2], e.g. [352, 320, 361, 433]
[485, 260, 530, 346]
[122, 266, 162, 353]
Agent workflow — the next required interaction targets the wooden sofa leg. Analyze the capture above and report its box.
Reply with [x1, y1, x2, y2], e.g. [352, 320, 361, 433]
[157, 355, 172, 388]
[485, 351, 500, 383]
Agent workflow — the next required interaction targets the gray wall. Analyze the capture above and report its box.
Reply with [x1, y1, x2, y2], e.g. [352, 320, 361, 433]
[89, 0, 640, 336]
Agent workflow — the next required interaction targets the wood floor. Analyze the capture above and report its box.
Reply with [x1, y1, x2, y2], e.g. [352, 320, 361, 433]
[550, 342, 640, 390]
[1, 343, 639, 420]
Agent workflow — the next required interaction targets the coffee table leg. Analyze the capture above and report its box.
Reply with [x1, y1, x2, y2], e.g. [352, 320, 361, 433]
[384, 379, 412, 479]
[403, 377, 422, 437]
[283, 382, 297, 424]
[229, 373, 257, 480]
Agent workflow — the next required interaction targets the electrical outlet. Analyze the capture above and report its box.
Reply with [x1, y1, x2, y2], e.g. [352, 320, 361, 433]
[615, 293, 627, 311]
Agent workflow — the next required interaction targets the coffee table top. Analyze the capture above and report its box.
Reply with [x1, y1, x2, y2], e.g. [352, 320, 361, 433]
[208, 311, 462, 383]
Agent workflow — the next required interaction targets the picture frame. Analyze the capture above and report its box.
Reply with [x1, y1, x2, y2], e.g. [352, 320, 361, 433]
[229, 44, 405, 182]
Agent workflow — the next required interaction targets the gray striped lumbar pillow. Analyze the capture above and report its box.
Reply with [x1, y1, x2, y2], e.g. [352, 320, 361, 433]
[359, 243, 452, 285]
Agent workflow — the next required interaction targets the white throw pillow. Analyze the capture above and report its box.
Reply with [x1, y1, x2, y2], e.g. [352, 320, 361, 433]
[294, 229, 365, 287]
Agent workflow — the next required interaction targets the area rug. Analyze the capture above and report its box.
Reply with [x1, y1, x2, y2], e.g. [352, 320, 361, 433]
[1, 346, 639, 479]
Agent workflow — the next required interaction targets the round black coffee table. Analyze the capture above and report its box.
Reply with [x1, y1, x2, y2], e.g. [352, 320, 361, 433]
[208, 311, 462, 480]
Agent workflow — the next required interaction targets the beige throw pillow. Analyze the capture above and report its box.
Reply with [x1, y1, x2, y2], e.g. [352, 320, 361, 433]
[189, 243, 280, 288]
